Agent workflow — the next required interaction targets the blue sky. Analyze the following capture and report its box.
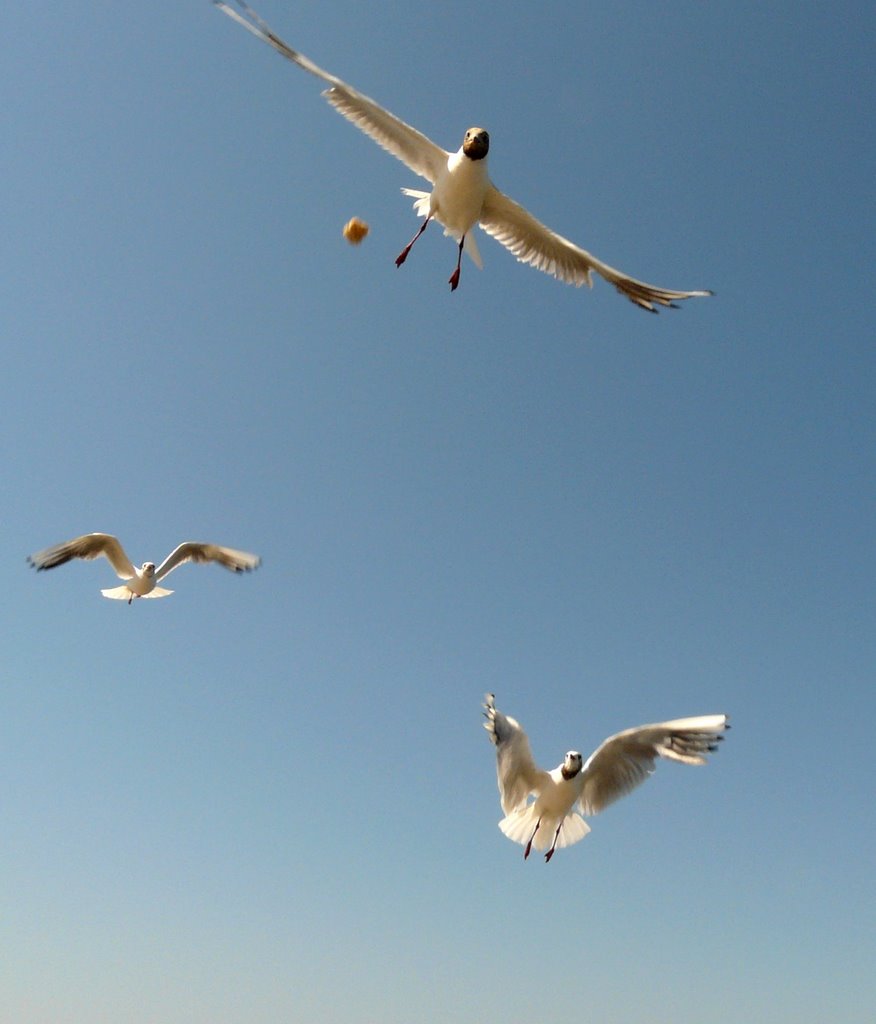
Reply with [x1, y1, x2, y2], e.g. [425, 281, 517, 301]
[2, 2, 874, 1021]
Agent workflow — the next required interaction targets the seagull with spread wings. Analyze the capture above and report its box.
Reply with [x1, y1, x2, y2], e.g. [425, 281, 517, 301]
[483, 694, 728, 861]
[28, 533, 261, 603]
[215, 0, 711, 311]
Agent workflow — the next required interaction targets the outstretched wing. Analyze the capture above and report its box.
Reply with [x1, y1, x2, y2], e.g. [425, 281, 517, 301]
[483, 694, 550, 816]
[154, 542, 262, 582]
[479, 185, 712, 312]
[28, 533, 136, 580]
[576, 714, 728, 815]
[215, 1, 449, 183]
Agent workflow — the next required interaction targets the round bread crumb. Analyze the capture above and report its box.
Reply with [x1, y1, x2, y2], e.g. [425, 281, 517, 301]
[343, 217, 369, 245]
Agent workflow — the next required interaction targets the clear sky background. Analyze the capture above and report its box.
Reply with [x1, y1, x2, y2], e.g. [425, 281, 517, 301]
[2, 2, 874, 1022]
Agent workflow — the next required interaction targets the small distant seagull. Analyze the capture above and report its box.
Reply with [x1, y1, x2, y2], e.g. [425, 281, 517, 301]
[483, 694, 728, 862]
[214, 1, 711, 311]
[28, 533, 261, 604]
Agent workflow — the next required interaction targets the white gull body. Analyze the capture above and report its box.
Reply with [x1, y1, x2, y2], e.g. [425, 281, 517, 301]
[483, 694, 728, 862]
[28, 533, 261, 603]
[215, 0, 712, 310]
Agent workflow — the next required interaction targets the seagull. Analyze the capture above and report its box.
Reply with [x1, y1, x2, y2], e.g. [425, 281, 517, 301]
[28, 533, 261, 603]
[214, 0, 712, 311]
[483, 694, 728, 862]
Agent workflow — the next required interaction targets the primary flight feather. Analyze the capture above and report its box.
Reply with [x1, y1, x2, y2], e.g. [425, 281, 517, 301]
[214, 0, 712, 310]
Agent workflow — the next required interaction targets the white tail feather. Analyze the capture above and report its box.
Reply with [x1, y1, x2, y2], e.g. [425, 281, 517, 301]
[100, 585, 174, 600]
[464, 231, 483, 269]
[401, 187, 429, 217]
[499, 805, 591, 851]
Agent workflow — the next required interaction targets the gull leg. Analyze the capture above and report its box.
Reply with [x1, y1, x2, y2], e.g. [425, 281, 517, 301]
[396, 216, 431, 268]
[127, 592, 133, 606]
[524, 818, 541, 860]
[544, 821, 563, 863]
[448, 236, 465, 291]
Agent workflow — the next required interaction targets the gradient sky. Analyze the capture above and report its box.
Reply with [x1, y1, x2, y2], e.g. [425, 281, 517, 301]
[3, 2, 874, 1022]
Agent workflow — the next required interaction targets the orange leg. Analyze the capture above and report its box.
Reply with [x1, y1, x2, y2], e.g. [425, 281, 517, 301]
[448, 236, 465, 291]
[544, 821, 563, 863]
[524, 818, 541, 860]
[396, 216, 431, 268]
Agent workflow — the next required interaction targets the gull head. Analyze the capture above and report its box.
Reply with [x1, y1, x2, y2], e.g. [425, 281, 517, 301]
[462, 127, 489, 161]
[140, 561, 156, 577]
[561, 751, 583, 781]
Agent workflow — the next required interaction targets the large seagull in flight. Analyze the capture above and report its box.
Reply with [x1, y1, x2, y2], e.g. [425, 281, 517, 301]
[215, 1, 712, 311]
[28, 533, 261, 603]
[484, 694, 728, 861]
